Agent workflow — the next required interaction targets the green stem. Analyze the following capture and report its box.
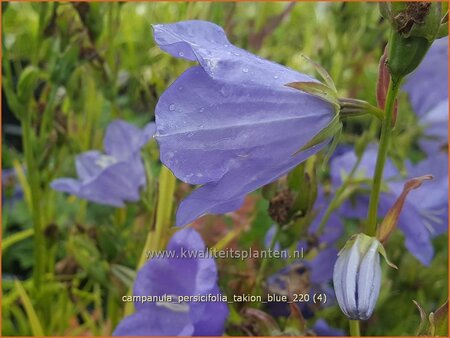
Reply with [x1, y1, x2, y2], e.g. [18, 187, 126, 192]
[316, 152, 364, 235]
[153, 166, 176, 251]
[39, 85, 58, 138]
[349, 320, 361, 336]
[365, 78, 401, 236]
[22, 107, 46, 289]
[254, 223, 280, 292]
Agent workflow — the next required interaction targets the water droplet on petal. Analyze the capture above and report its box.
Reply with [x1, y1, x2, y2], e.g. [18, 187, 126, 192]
[169, 104, 175, 111]
[273, 75, 279, 79]
[242, 68, 249, 73]
[178, 51, 184, 57]
[233, 52, 240, 56]
[224, 44, 229, 47]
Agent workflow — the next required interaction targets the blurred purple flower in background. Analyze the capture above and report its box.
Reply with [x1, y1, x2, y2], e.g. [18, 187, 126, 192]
[331, 147, 448, 265]
[113, 227, 228, 336]
[2, 168, 24, 206]
[51, 120, 155, 207]
[403, 37, 448, 155]
[265, 192, 343, 319]
[152, 20, 335, 226]
[312, 319, 345, 336]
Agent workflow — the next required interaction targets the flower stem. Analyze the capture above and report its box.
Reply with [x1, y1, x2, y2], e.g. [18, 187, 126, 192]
[365, 78, 401, 236]
[316, 152, 364, 235]
[153, 166, 176, 251]
[349, 320, 361, 336]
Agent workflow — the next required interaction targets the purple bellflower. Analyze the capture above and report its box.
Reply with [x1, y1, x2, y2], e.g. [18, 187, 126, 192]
[331, 147, 448, 265]
[152, 20, 336, 226]
[113, 227, 228, 336]
[51, 120, 155, 207]
[403, 37, 448, 155]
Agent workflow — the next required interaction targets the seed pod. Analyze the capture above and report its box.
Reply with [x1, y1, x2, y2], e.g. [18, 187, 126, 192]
[333, 234, 382, 320]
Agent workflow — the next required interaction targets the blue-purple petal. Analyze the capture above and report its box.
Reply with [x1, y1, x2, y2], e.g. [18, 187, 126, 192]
[104, 120, 145, 161]
[113, 307, 194, 336]
[312, 319, 345, 336]
[403, 38, 448, 117]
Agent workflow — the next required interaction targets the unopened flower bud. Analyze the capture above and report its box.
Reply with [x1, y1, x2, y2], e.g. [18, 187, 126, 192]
[333, 234, 382, 320]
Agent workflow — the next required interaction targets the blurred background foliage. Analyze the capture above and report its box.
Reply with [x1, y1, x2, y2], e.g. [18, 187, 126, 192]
[2, 2, 447, 336]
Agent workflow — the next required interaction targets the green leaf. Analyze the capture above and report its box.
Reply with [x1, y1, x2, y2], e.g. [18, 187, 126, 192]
[14, 279, 44, 336]
[17, 66, 40, 104]
[111, 264, 137, 289]
[2, 228, 34, 253]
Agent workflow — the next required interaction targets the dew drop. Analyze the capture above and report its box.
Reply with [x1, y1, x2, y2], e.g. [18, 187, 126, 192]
[178, 51, 184, 57]
[273, 75, 279, 79]
[233, 52, 240, 56]
[224, 44, 229, 47]
[242, 68, 249, 73]
[169, 104, 175, 111]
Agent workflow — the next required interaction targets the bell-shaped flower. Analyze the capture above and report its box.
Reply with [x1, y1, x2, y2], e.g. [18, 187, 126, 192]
[113, 227, 228, 336]
[152, 20, 336, 226]
[403, 37, 448, 155]
[333, 233, 382, 320]
[331, 147, 447, 265]
[51, 120, 155, 207]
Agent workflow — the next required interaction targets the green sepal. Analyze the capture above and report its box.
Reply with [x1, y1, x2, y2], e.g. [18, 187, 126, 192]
[321, 124, 342, 170]
[338, 233, 397, 269]
[294, 114, 342, 155]
[300, 54, 337, 93]
[285, 81, 340, 111]
[376, 241, 398, 269]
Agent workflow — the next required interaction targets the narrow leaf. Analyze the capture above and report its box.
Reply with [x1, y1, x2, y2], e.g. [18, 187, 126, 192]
[15, 280, 44, 336]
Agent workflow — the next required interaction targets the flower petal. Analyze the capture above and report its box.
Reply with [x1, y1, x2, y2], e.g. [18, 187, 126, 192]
[113, 307, 194, 336]
[134, 228, 217, 311]
[79, 155, 146, 207]
[191, 286, 229, 336]
[152, 20, 315, 86]
[50, 178, 82, 195]
[104, 120, 145, 160]
[356, 240, 381, 320]
[75, 151, 104, 182]
[175, 145, 324, 226]
[403, 38, 448, 117]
